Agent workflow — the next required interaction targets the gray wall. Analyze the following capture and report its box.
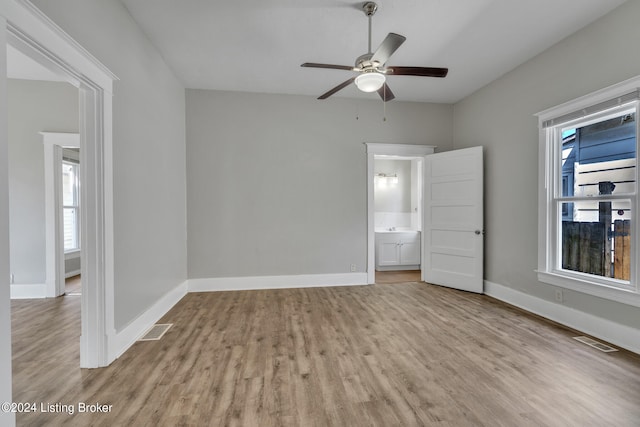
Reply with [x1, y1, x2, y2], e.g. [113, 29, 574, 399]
[186, 90, 453, 279]
[374, 159, 412, 213]
[8, 79, 78, 285]
[31, 0, 188, 331]
[452, 0, 640, 329]
[65, 255, 80, 276]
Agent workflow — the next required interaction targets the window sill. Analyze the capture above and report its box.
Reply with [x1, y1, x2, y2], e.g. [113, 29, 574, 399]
[537, 270, 640, 308]
[64, 249, 81, 260]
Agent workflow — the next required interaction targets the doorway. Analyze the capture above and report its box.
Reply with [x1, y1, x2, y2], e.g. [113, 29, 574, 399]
[8, 82, 79, 301]
[373, 155, 423, 283]
[2, 5, 117, 369]
[366, 144, 484, 290]
[41, 132, 82, 298]
[365, 143, 436, 284]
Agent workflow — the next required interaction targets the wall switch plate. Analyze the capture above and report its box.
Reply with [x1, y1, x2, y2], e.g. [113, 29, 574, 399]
[350, 264, 356, 272]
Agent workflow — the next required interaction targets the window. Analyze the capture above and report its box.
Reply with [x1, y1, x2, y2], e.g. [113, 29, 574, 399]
[62, 161, 80, 252]
[537, 78, 640, 307]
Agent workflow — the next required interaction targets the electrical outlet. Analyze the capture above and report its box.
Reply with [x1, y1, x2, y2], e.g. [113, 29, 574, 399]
[555, 289, 563, 303]
[350, 264, 357, 272]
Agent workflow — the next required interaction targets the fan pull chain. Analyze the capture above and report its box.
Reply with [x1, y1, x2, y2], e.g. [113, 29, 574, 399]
[382, 85, 387, 122]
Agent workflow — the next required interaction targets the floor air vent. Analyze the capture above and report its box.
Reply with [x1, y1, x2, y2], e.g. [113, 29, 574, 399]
[573, 336, 618, 353]
[138, 324, 173, 341]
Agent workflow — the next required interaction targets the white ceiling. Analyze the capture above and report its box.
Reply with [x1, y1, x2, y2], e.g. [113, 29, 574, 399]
[121, 0, 625, 103]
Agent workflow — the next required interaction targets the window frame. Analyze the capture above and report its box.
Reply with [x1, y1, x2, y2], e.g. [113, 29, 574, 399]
[537, 76, 640, 308]
[62, 159, 80, 253]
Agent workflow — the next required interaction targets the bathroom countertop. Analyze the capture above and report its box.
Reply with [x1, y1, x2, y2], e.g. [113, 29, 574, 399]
[375, 228, 421, 233]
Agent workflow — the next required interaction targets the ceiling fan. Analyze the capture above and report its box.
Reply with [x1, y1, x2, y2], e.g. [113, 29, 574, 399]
[301, 1, 448, 102]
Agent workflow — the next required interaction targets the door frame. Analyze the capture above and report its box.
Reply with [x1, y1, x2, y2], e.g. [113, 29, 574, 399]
[42, 132, 79, 298]
[365, 143, 436, 284]
[2, 0, 117, 368]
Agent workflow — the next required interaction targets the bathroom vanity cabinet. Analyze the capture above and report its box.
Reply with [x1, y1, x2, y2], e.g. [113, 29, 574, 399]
[375, 231, 421, 270]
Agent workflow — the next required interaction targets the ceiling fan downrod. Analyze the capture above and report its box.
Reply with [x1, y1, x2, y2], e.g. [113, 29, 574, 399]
[363, 2, 378, 54]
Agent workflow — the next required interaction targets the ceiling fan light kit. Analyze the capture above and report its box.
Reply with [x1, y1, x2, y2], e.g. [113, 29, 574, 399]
[301, 1, 448, 102]
[355, 72, 386, 92]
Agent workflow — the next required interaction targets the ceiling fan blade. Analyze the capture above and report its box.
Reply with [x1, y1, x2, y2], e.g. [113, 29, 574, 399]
[301, 62, 354, 71]
[386, 66, 448, 78]
[377, 83, 395, 102]
[318, 77, 356, 99]
[371, 33, 406, 65]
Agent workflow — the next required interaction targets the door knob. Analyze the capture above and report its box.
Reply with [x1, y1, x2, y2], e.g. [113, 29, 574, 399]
[475, 230, 481, 235]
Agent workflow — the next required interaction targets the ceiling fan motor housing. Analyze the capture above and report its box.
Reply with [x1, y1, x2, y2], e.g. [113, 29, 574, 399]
[356, 53, 381, 71]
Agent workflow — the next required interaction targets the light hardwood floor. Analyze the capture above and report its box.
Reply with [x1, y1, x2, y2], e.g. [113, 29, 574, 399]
[65, 275, 82, 295]
[12, 282, 640, 426]
[375, 270, 421, 284]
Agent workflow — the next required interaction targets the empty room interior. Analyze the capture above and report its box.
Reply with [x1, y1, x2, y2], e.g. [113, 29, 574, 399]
[2, 0, 640, 426]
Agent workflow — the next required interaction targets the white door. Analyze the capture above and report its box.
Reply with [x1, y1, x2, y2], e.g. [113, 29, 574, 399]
[423, 146, 483, 293]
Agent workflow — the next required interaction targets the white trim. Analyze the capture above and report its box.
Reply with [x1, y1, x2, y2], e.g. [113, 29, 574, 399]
[10, 283, 46, 299]
[537, 271, 640, 308]
[42, 132, 79, 298]
[485, 280, 640, 355]
[41, 131, 79, 148]
[375, 265, 420, 271]
[42, 140, 64, 297]
[188, 273, 368, 293]
[5, 0, 117, 90]
[536, 76, 640, 307]
[367, 151, 375, 283]
[365, 143, 436, 284]
[65, 269, 81, 279]
[536, 75, 640, 123]
[3, 0, 118, 368]
[65, 249, 80, 260]
[0, 18, 13, 427]
[364, 143, 437, 157]
[109, 281, 188, 362]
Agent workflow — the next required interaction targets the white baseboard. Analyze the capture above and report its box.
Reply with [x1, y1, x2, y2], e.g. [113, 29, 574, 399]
[108, 281, 188, 362]
[65, 269, 81, 279]
[375, 265, 420, 271]
[10, 283, 47, 299]
[188, 273, 368, 293]
[485, 280, 640, 355]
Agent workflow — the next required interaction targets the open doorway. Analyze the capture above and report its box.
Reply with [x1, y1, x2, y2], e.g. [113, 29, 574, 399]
[7, 74, 81, 302]
[2, 5, 117, 369]
[62, 146, 81, 295]
[365, 143, 436, 285]
[373, 155, 422, 283]
[42, 132, 82, 298]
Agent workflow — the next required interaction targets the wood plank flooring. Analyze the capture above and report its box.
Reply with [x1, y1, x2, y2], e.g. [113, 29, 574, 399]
[65, 275, 81, 295]
[375, 270, 421, 284]
[11, 282, 640, 426]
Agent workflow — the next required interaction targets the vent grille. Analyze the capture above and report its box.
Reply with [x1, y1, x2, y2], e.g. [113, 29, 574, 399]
[573, 336, 618, 353]
[138, 324, 173, 341]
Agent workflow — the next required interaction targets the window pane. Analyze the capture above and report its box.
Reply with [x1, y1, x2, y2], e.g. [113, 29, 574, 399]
[62, 162, 77, 206]
[63, 207, 78, 251]
[560, 201, 631, 281]
[561, 112, 636, 198]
